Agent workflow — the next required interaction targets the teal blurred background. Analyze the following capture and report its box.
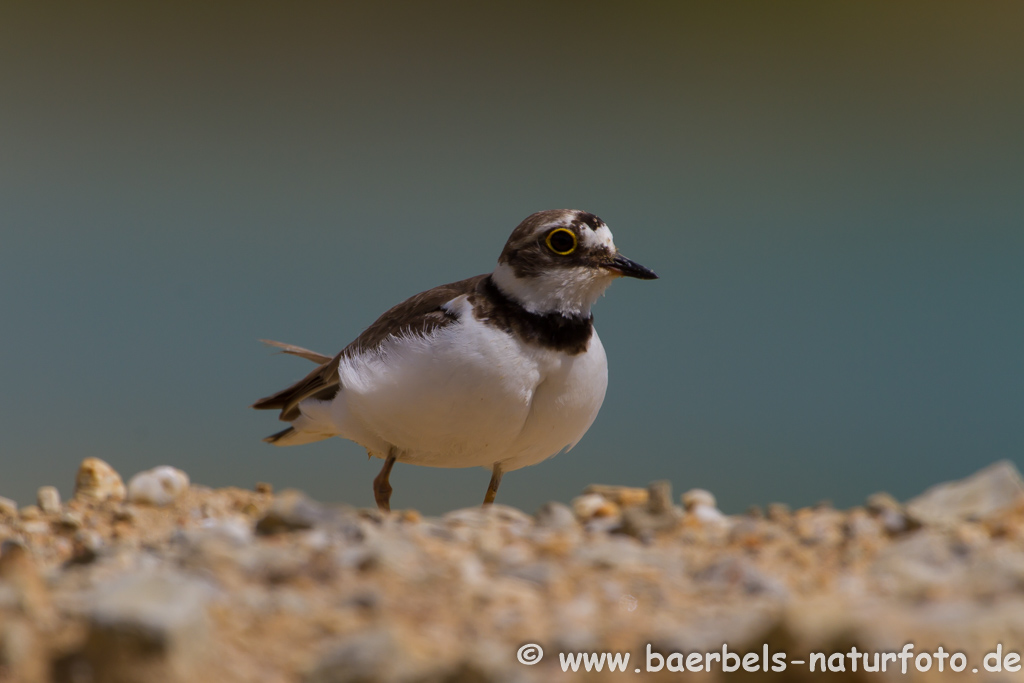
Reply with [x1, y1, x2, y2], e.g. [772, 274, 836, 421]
[1, 3, 1021, 514]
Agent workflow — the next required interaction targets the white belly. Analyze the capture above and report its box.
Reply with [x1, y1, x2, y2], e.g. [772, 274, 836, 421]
[326, 299, 608, 470]
[499, 331, 608, 470]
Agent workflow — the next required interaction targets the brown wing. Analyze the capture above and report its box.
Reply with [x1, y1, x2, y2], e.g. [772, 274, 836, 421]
[252, 275, 487, 423]
[342, 275, 487, 356]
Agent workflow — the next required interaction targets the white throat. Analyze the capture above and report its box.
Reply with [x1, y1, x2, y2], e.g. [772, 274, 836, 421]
[491, 262, 614, 318]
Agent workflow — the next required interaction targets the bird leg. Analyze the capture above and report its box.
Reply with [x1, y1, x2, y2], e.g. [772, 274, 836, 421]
[483, 463, 504, 506]
[373, 450, 397, 512]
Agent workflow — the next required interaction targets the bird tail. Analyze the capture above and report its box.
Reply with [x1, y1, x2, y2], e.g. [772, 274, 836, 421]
[256, 339, 341, 445]
[263, 426, 333, 446]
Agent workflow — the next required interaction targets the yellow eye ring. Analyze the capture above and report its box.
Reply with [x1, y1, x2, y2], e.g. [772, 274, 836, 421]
[545, 228, 578, 255]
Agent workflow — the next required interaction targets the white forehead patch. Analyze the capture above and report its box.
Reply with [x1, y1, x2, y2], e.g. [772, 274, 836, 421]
[580, 223, 615, 251]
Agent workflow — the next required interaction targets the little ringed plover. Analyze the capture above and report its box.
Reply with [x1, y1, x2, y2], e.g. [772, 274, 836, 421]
[253, 209, 657, 510]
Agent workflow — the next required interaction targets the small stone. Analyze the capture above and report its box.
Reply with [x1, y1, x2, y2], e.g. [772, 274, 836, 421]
[0, 497, 17, 518]
[620, 505, 680, 540]
[358, 508, 387, 524]
[879, 508, 912, 535]
[692, 504, 728, 526]
[583, 484, 649, 508]
[57, 511, 84, 530]
[36, 486, 61, 514]
[502, 559, 559, 587]
[305, 629, 399, 683]
[951, 521, 989, 553]
[19, 521, 50, 535]
[444, 504, 534, 530]
[576, 537, 642, 569]
[681, 490, 729, 529]
[583, 515, 623, 534]
[681, 488, 716, 511]
[766, 503, 791, 522]
[844, 507, 882, 541]
[83, 573, 213, 683]
[535, 501, 579, 531]
[254, 482, 273, 495]
[572, 493, 619, 520]
[865, 491, 902, 514]
[866, 492, 914, 533]
[729, 518, 772, 548]
[257, 491, 331, 534]
[237, 502, 259, 517]
[793, 508, 843, 546]
[127, 466, 190, 506]
[0, 541, 50, 618]
[398, 509, 421, 524]
[76, 530, 103, 550]
[74, 457, 126, 503]
[113, 505, 137, 524]
[647, 480, 674, 514]
[906, 460, 1024, 526]
[18, 506, 41, 521]
[70, 530, 104, 564]
[194, 516, 255, 547]
[694, 556, 788, 597]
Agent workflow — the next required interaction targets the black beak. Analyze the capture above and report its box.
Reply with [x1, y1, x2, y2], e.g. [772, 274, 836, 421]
[606, 253, 659, 280]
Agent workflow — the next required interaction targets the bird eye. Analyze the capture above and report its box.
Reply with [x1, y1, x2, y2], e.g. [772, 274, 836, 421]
[545, 228, 577, 255]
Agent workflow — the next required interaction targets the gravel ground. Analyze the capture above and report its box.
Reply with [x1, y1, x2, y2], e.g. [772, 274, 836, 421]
[1, 459, 1023, 682]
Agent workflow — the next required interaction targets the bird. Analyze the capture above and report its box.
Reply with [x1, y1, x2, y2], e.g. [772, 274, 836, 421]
[252, 209, 657, 511]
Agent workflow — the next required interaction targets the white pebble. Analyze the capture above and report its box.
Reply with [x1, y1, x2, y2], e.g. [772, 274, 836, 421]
[197, 516, 253, 545]
[127, 466, 190, 506]
[682, 488, 728, 527]
[572, 493, 610, 520]
[681, 488, 717, 511]
[693, 504, 728, 525]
